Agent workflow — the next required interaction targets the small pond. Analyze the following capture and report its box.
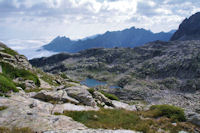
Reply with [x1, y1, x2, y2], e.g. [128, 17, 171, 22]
[80, 78, 121, 89]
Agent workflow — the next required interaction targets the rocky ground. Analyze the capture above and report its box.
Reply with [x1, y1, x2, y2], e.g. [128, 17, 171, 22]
[30, 40, 200, 127]
[0, 41, 200, 132]
[0, 42, 142, 132]
[0, 90, 139, 133]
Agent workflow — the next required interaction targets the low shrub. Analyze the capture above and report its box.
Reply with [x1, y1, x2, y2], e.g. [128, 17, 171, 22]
[15, 83, 26, 90]
[0, 62, 40, 87]
[61, 109, 141, 130]
[24, 88, 43, 93]
[148, 105, 186, 122]
[0, 74, 18, 93]
[37, 70, 59, 86]
[1, 47, 18, 56]
[88, 88, 95, 95]
[56, 108, 196, 132]
[0, 106, 7, 111]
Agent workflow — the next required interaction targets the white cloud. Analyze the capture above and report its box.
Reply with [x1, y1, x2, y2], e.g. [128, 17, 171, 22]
[0, 0, 199, 40]
[1, 39, 56, 59]
[1, 0, 200, 58]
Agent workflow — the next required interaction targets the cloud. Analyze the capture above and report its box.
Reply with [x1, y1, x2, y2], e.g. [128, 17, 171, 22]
[1, 38, 56, 59]
[0, 0, 199, 41]
[1, 0, 199, 59]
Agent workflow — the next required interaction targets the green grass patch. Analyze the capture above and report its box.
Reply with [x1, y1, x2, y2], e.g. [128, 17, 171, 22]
[64, 83, 75, 88]
[58, 109, 142, 130]
[0, 62, 40, 87]
[40, 74, 59, 86]
[55, 108, 197, 133]
[24, 88, 43, 93]
[99, 90, 119, 101]
[15, 83, 26, 90]
[88, 88, 95, 95]
[0, 106, 7, 111]
[1, 47, 18, 56]
[0, 74, 18, 93]
[143, 105, 186, 122]
[37, 70, 59, 86]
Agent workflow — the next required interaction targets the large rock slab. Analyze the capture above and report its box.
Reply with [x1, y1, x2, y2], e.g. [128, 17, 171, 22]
[0, 95, 86, 132]
[39, 78, 52, 89]
[33, 90, 79, 104]
[65, 86, 96, 107]
[53, 103, 99, 114]
[112, 100, 137, 111]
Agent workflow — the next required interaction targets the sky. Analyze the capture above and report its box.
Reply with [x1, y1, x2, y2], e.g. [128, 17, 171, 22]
[0, 0, 200, 58]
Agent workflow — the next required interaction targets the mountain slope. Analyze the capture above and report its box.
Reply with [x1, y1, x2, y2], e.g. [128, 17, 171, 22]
[31, 40, 200, 88]
[31, 40, 200, 126]
[0, 42, 133, 132]
[2, 41, 199, 132]
[43, 27, 174, 53]
[171, 12, 200, 41]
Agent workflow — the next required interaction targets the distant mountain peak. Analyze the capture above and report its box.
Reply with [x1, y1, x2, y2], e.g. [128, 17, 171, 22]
[53, 36, 71, 41]
[43, 26, 174, 53]
[171, 12, 200, 41]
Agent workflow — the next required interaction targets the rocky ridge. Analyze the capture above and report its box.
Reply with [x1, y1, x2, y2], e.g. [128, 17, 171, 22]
[43, 27, 173, 53]
[171, 12, 200, 41]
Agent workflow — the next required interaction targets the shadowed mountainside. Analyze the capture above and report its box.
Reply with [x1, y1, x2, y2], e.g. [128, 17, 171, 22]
[171, 12, 200, 41]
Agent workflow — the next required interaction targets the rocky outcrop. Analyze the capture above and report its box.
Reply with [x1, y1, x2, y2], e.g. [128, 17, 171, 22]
[25, 80, 37, 90]
[0, 42, 32, 70]
[32, 90, 79, 104]
[0, 95, 87, 132]
[171, 12, 200, 41]
[93, 91, 113, 106]
[13, 78, 37, 90]
[65, 86, 96, 107]
[187, 112, 200, 126]
[0, 52, 32, 70]
[112, 100, 137, 111]
[53, 103, 99, 113]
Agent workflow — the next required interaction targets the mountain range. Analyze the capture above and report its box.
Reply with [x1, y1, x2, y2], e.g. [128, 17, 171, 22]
[43, 27, 175, 53]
